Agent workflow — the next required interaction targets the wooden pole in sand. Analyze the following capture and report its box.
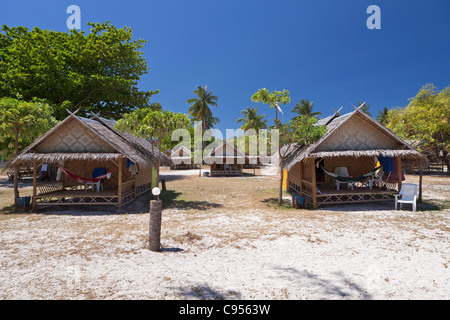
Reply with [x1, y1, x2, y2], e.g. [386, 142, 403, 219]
[418, 168, 423, 203]
[149, 199, 162, 252]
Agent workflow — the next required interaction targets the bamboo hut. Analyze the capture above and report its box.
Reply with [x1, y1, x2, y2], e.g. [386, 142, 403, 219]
[283, 108, 428, 208]
[169, 146, 193, 169]
[203, 141, 245, 176]
[5, 112, 168, 211]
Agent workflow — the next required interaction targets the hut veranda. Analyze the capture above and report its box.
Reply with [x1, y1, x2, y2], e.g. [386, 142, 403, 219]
[5, 112, 167, 211]
[168, 145, 193, 170]
[283, 108, 428, 209]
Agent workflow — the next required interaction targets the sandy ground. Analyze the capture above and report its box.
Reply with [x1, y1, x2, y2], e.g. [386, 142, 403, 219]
[0, 168, 449, 300]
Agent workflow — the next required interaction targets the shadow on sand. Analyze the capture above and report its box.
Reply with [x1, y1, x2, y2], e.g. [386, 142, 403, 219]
[3, 188, 222, 216]
[272, 266, 373, 299]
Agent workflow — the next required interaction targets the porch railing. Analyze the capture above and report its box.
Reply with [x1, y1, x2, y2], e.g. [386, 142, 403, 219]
[37, 181, 64, 195]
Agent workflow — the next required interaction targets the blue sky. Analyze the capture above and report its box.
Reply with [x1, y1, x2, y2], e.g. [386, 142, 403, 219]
[1, 0, 449, 134]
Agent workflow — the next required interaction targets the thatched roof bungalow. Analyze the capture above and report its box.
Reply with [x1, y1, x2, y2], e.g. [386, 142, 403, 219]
[203, 141, 246, 176]
[169, 145, 193, 169]
[5, 112, 168, 211]
[284, 108, 428, 208]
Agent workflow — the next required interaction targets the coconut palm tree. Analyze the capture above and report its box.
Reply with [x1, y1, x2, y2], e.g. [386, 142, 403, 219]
[376, 107, 390, 125]
[203, 110, 220, 131]
[355, 100, 371, 116]
[291, 99, 321, 118]
[236, 107, 268, 131]
[186, 85, 219, 134]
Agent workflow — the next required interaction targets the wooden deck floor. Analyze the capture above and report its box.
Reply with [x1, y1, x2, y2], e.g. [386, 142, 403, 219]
[317, 186, 397, 196]
[36, 189, 118, 198]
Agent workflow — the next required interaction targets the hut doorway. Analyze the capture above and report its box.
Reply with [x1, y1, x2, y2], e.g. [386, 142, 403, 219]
[315, 158, 325, 184]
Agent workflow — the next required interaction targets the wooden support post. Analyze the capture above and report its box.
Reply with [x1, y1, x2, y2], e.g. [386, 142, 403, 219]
[118, 157, 123, 210]
[299, 161, 303, 195]
[133, 175, 137, 201]
[312, 159, 317, 209]
[32, 160, 37, 212]
[397, 157, 402, 192]
[418, 168, 423, 203]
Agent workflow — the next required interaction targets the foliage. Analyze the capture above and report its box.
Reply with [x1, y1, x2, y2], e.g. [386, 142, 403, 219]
[0, 22, 158, 120]
[291, 99, 321, 119]
[376, 107, 390, 125]
[236, 106, 267, 131]
[116, 106, 191, 184]
[0, 96, 58, 210]
[0, 97, 57, 159]
[186, 85, 219, 132]
[355, 100, 371, 116]
[251, 88, 291, 126]
[290, 116, 327, 146]
[116, 107, 191, 151]
[386, 84, 450, 172]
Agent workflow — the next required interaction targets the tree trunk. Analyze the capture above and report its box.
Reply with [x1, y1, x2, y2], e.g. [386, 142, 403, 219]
[418, 168, 423, 203]
[275, 105, 283, 206]
[150, 133, 156, 188]
[13, 125, 19, 211]
[157, 129, 162, 186]
[442, 149, 450, 175]
[278, 158, 283, 206]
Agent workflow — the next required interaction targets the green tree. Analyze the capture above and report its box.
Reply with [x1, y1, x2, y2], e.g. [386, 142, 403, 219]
[289, 116, 327, 146]
[236, 107, 268, 131]
[0, 97, 57, 210]
[355, 100, 371, 116]
[386, 84, 450, 173]
[251, 88, 291, 128]
[291, 99, 321, 118]
[376, 107, 390, 125]
[186, 85, 219, 136]
[0, 22, 158, 120]
[116, 108, 190, 185]
[251, 88, 292, 205]
[203, 111, 220, 132]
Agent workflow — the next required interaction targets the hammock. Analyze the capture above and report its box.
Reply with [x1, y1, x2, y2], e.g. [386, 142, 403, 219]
[321, 166, 382, 183]
[56, 163, 116, 184]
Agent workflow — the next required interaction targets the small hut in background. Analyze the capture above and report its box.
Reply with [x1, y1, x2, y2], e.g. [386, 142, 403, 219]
[283, 108, 428, 208]
[5, 112, 167, 211]
[169, 146, 193, 169]
[203, 141, 245, 176]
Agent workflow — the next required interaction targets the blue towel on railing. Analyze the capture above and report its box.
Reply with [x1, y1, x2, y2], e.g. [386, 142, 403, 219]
[377, 156, 393, 173]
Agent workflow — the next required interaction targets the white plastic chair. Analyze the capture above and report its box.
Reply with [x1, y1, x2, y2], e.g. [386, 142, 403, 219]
[334, 167, 354, 191]
[395, 183, 418, 212]
[368, 168, 391, 189]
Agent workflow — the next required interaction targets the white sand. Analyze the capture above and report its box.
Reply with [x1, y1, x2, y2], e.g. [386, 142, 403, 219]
[0, 206, 448, 300]
[0, 170, 449, 300]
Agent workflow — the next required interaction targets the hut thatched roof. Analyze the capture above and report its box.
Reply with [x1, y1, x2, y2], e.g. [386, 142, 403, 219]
[203, 141, 246, 163]
[284, 108, 428, 170]
[5, 113, 168, 170]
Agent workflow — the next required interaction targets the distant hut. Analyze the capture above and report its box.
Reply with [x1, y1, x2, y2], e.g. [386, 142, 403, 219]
[203, 141, 245, 176]
[169, 146, 193, 169]
[5, 112, 168, 211]
[283, 108, 428, 208]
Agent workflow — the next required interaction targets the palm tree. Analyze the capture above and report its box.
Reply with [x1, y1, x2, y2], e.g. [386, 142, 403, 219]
[376, 107, 390, 125]
[355, 100, 371, 116]
[204, 110, 220, 131]
[291, 99, 321, 118]
[186, 85, 219, 134]
[236, 107, 268, 131]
